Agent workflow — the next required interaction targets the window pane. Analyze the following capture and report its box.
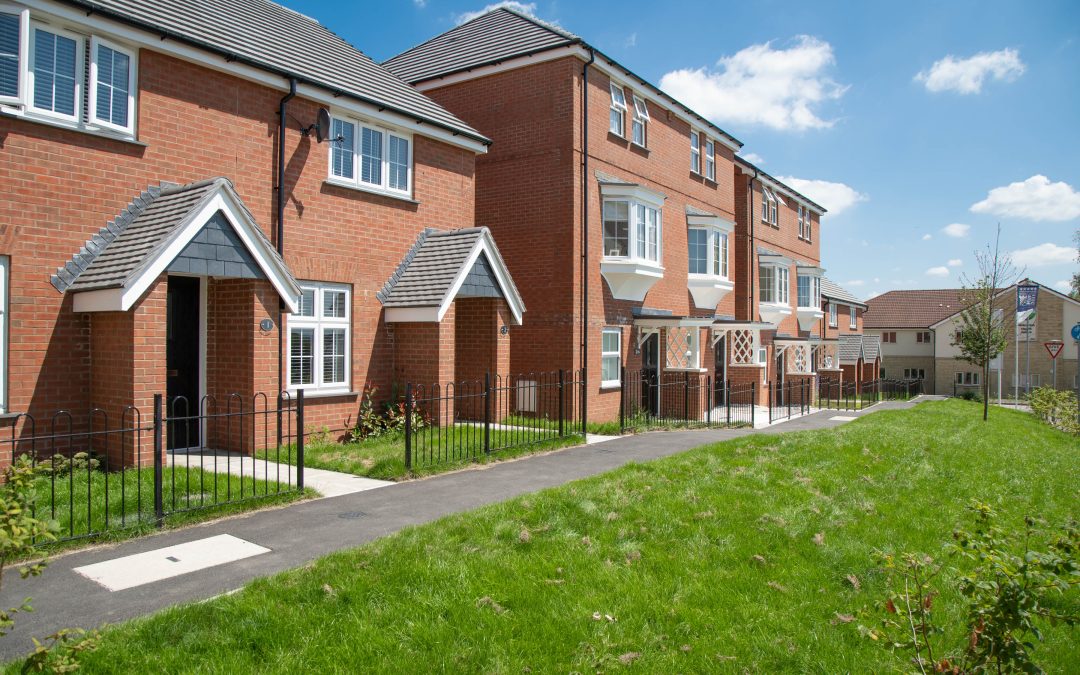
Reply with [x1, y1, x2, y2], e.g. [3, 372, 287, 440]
[797, 275, 810, 307]
[647, 209, 659, 261]
[632, 117, 644, 145]
[636, 204, 646, 258]
[361, 127, 382, 185]
[602, 201, 628, 257]
[602, 329, 619, 353]
[0, 13, 18, 98]
[290, 328, 314, 386]
[690, 132, 699, 171]
[688, 228, 707, 274]
[95, 44, 130, 127]
[298, 288, 315, 317]
[610, 84, 625, 107]
[759, 266, 775, 303]
[388, 135, 409, 190]
[601, 355, 619, 383]
[322, 289, 346, 318]
[331, 119, 355, 179]
[779, 268, 789, 304]
[609, 107, 622, 135]
[33, 29, 77, 116]
[322, 328, 346, 384]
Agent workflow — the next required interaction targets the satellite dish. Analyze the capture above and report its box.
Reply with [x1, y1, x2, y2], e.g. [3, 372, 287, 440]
[314, 108, 331, 143]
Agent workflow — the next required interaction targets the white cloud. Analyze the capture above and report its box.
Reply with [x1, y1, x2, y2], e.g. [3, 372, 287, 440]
[740, 152, 765, 165]
[915, 48, 1025, 94]
[926, 266, 950, 278]
[455, 1, 536, 24]
[624, 32, 637, 48]
[845, 279, 866, 287]
[970, 175, 1080, 222]
[922, 233, 932, 241]
[659, 35, 848, 131]
[1053, 280, 1072, 293]
[776, 176, 866, 216]
[947, 258, 963, 267]
[942, 223, 970, 238]
[1010, 242, 1075, 268]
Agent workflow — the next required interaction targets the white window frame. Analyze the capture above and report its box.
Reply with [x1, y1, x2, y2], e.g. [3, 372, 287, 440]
[704, 139, 715, 181]
[601, 327, 622, 388]
[797, 274, 820, 309]
[631, 94, 648, 147]
[0, 255, 7, 414]
[328, 114, 413, 198]
[287, 281, 351, 394]
[88, 35, 136, 135]
[602, 198, 662, 265]
[609, 83, 626, 137]
[805, 209, 812, 242]
[761, 186, 778, 226]
[828, 302, 838, 327]
[849, 305, 857, 329]
[758, 263, 788, 306]
[688, 226, 728, 279]
[690, 130, 700, 174]
[797, 205, 805, 239]
[27, 21, 84, 124]
[0, 5, 29, 106]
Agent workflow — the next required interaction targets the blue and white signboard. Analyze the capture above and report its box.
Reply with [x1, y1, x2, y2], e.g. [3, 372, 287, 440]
[1072, 322, 1080, 341]
[1016, 284, 1038, 324]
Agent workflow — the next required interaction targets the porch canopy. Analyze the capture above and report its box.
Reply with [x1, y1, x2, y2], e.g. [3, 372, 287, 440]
[53, 177, 301, 313]
[379, 227, 525, 324]
[838, 334, 880, 365]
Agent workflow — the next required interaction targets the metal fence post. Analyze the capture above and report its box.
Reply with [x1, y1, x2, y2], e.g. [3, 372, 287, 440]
[619, 366, 626, 432]
[751, 381, 756, 427]
[558, 369, 565, 437]
[706, 375, 712, 426]
[768, 381, 773, 424]
[483, 372, 491, 455]
[296, 388, 305, 491]
[404, 383, 413, 471]
[153, 393, 163, 526]
[726, 379, 731, 426]
[683, 372, 690, 425]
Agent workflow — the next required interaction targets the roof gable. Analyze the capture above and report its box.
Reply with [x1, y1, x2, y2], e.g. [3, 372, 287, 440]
[864, 289, 966, 329]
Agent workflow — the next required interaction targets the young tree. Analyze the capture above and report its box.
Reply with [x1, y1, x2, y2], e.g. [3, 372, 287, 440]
[950, 225, 1021, 421]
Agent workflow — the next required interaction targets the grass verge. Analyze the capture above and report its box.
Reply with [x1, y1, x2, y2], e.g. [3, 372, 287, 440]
[26, 400, 1080, 671]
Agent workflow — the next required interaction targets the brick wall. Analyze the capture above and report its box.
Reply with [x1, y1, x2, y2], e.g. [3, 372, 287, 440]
[0, 45, 478, 437]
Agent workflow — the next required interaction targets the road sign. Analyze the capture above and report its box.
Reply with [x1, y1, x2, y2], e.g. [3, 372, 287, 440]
[1045, 341, 1064, 359]
[1072, 322, 1080, 341]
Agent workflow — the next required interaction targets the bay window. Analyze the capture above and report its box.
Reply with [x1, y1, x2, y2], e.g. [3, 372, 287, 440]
[330, 115, 412, 196]
[759, 264, 789, 305]
[601, 327, 621, 387]
[289, 282, 351, 393]
[631, 95, 648, 146]
[603, 199, 661, 264]
[1, 9, 138, 137]
[610, 83, 626, 136]
[688, 227, 728, 278]
[690, 130, 700, 173]
[797, 274, 820, 308]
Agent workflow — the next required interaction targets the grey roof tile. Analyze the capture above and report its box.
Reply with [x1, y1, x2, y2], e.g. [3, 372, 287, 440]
[821, 277, 866, 308]
[68, 0, 487, 144]
[838, 334, 863, 362]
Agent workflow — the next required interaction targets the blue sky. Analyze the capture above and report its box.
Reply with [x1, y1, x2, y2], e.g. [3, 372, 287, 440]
[286, 0, 1079, 300]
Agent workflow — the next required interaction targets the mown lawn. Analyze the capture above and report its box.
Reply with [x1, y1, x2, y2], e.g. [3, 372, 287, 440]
[47, 400, 1080, 672]
[258, 425, 586, 481]
[30, 466, 311, 551]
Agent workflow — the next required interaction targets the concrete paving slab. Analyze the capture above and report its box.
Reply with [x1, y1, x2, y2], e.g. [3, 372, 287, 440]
[166, 452, 393, 498]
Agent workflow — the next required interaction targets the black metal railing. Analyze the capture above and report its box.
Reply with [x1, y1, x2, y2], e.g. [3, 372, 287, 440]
[818, 377, 922, 411]
[767, 379, 814, 423]
[403, 370, 586, 471]
[1, 391, 304, 545]
[619, 369, 756, 432]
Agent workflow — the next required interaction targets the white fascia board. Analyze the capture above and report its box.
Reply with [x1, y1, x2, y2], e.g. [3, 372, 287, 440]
[633, 317, 715, 328]
[686, 214, 734, 231]
[384, 306, 441, 323]
[23, 0, 487, 154]
[598, 181, 666, 206]
[102, 189, 300, 313]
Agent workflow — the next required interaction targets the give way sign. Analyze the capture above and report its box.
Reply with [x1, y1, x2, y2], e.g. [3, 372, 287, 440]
[1044, 341, 1064, 359]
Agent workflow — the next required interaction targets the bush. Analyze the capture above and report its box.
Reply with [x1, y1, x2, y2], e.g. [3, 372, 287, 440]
[1027, 386, 1079, 435]
[348, 385, 426, 443]
[958, 389, 982, 402]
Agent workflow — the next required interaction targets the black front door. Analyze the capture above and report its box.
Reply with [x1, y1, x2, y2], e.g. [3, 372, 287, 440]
[713, 335, 726, 407]
[641, 332, 660, 416]
[166, 276, 200, 450]
[775, 350, 786, 406]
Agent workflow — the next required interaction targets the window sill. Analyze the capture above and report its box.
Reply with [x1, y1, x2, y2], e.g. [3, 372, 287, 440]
[287, 389, 360, 400]
[608, 131, 629, 145]
[0, 105, 146, 146]
[600, 382, 622, 391]
[629, 141, 649, 154]
[665, 367, 707, 373]
[323, 178, 419, 205]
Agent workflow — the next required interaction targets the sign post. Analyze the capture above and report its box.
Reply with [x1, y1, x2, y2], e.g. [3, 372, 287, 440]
[1044, 341, 1064, 389]
[1072, 323, 1080, 426]
[1016, 284, 1038, 398]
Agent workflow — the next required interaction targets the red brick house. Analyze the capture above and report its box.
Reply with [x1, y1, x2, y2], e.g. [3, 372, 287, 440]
[0, 0, 526, 457]
[385, 8, 783, 421]
[819, 277, 879, 386]
[731, 157, 831, 405]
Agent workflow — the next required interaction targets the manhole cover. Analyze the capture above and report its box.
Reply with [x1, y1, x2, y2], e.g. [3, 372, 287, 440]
[338, 511, 367, 520]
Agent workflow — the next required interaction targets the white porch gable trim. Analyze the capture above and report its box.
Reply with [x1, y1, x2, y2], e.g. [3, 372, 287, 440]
[72, 186, 301, 313]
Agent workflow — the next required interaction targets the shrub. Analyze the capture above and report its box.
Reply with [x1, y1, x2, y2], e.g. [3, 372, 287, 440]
[1027, 386, 1079, 435]
[28, 452, 100, 478]
[348, 385, 426, 443]
[958, 389, 982, 402]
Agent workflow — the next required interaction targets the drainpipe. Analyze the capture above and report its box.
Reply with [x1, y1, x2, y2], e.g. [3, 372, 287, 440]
[747, 169, 758, 322]
[276, 79, 297, 398]
[580, 49, 595, 427]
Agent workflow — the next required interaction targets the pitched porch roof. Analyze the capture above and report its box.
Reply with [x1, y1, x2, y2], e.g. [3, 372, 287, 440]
[54, 178, 301, 313]
[379, 227, 525, 325]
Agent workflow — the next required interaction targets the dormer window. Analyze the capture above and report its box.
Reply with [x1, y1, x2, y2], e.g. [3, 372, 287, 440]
[761, 187, 778, 226]
[631, 95, 649, 147]
[610, 83, 627, 136]
[690, 131, 701, 173]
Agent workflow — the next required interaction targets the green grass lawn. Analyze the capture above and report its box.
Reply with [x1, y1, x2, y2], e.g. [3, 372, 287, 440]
[31, 466, 310, 551]
[259, 426, 586, 481]
[41, 400, 1080, 672]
